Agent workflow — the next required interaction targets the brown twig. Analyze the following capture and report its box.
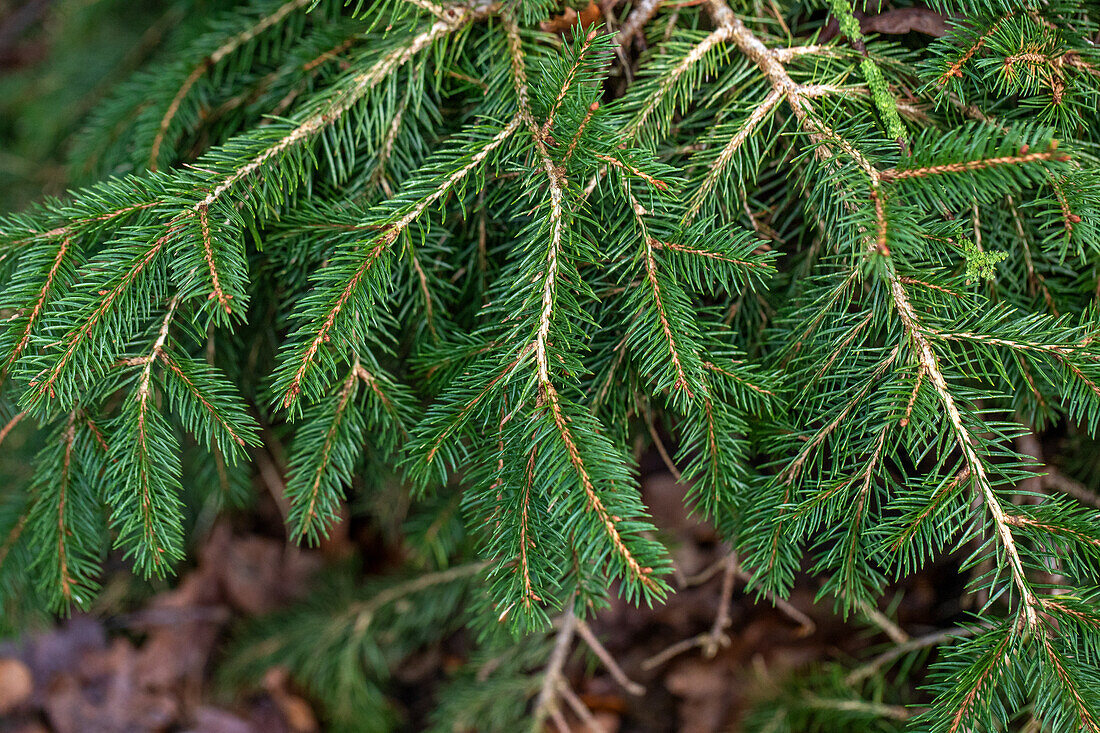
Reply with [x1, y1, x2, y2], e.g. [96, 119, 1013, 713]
[575, 617, 646, 695]
[534, 608, 579, 728]
[643, 405, 681, 482]
[701, 553, 736, 657]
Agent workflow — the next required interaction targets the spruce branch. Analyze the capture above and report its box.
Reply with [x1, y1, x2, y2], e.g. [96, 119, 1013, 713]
[159, 350, 260, 459]
[683, 88, 782, 226]
[934, 18, 1003, 88]
[287, 364, 362, 542]
[147, 0, 314, 171]
[574, 617, 645, 695]
[275, 115, 521, 409]
[502, 13, 568, 391]
[501, 14, 666, 598]
[194, 205, 233, 315]
[888, 275, 1041, 626]
[711, 0, 1084, 626]
[40, 414, 77, 605]
[5, 0, 1100, 726]
[0, 235, 73, 377]
[192, 10, 467, 212]
[111, 295, 186, 577]
[616, 0, 663, 48]
[0, 412, 27, 446]
[27, 217, 185, 408]
[622, 22, 732, 144]
[880, 142, 1071, 182]
[640, 206, 698, 399]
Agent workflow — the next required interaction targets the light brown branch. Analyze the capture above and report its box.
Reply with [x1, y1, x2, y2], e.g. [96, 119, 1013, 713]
[534, 608, 578, 728]
[575, 618, 645, 695]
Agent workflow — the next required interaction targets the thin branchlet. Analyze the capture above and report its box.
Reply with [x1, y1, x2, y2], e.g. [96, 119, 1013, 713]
[148, 0, 313, 170]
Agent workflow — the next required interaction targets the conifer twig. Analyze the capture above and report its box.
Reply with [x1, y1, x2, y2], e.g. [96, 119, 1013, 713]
[879, 144, 1070, 182]
[148, 0, 313, 170]
[643, 405, 681, 481]
[2, 235, 72, 374]
[642, 219, 693, 398]
[518, 443, 539, 608]
[616, 0, 664, 47]
[0, 514, 27, 574]
[556, 678, 602, 731]
[935, 18, 1002, 87]
[31, 219, 186, 402]
[845, 626, 977, 685]
[280, 114, 521, 407]
[683, 88, 782, 226]
[859, 600, 908, 645]
[503, 12, 567, 389]
[534, 607, 578, 728]
[127, 295, 183, 575]
[624, 21, 733, 140]
[888, 275, 1040, 629]
[53, 414, 79, 603]
[504, 13, 660, 593]
[701, 552, 736, 656]
[298, 366, 359, 537]
[159, 353, 249, 447]
[196, 5, 483, 212]
[0, 412, 26, 447]
[575, 618, 645, 695]
[343, 561, 487, 622]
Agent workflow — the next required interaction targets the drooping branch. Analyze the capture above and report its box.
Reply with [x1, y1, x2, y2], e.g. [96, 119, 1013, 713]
[503, 14, 568, 391]
[2, 235, 72, 375]
[544, 382, 660, 592]
[298, 367, 358, 537]
[279, 115, 521, 408]
[148, 0, 313, 170]
[195, 6, 482, 212]
[131, 296, 182, 574]
[888, 275, 1040, 627]
[683, 88, 783, 226]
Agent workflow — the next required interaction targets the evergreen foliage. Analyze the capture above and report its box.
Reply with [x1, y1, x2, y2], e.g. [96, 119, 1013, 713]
[2, 0, 1100, 728]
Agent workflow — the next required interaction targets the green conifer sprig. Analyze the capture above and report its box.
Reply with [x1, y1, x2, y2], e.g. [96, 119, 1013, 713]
[3, 0, 1100, 728]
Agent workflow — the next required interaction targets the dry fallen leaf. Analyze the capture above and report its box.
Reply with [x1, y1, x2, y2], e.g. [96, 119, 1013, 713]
[540, 1, 601, 34]
[44, 639, 178, 733]
[0, 657, 34, 713]
[218, 532, 320, 615]
[183, 705, 255, 733]
[863, 8, 949, 37]
[263, 667, 320, 733]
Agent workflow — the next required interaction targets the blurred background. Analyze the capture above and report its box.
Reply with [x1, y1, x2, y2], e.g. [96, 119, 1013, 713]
[0, 0, 236, 211]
